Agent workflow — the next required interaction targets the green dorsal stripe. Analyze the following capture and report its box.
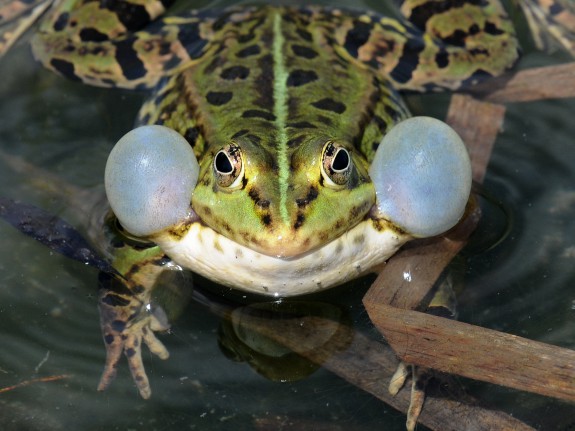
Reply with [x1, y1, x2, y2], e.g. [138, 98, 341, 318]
[272, 12, 290, 225]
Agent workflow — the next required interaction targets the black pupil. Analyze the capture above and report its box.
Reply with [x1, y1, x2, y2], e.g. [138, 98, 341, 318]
[215, 151, 233, 173]
[332, 149, 349, 171]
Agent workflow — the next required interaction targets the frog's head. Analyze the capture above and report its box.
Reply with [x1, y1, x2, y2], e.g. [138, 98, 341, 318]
[105, 117, 471, 258]
[188, 134, 374, 257]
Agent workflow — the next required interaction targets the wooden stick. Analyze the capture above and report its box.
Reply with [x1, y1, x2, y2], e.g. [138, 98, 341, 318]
[366, 303, 575, 402]
[363, 85, 575, 408]
[470, 63, 575, 103]
[446, 95, 506, 183]
[237, 312, 535, 431]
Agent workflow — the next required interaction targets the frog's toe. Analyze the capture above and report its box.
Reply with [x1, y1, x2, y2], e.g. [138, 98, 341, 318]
[97, 331, 124, 392]
[124, 334, 153, 399]
[406, 367, 430, 431]
[389, 361, 410, 396]
[142, 326, 170, 359]
[389, 363, 430, 431]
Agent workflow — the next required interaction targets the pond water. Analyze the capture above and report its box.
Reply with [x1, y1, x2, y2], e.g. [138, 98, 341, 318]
[0, 1, 574, 430]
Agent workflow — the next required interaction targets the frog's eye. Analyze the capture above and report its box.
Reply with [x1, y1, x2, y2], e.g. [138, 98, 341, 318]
[321, 142, 353, 186]
[214, 143, 244, 188]
[105, 125, 199, 237]
[370, 116, 472, 237]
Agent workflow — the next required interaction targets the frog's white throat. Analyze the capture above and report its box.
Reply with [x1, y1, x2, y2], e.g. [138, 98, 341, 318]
[153, 220, 410, 297]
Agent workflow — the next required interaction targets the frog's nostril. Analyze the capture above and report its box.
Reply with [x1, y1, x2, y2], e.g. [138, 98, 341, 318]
[369, 116, 472, 238]
[105, 125, 199, 237]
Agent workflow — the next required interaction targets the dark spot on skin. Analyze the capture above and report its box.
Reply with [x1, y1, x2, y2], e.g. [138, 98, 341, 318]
[461, 69, 492, 87]
[249, 188, 270, 209]
[242, 109, 276, 121]
[221, 65, 250, 80]
[104, 334, 115, 345]
[211, 14, 228, 31]
[203, 55, 225, 75]
[206, 91, 233, 106]
[53, 12, 69, 32]
[294, 213, 305, 229]
[316, 115, 333, 126]
[389, 37, 425, 84]
[162, 54, 182, 71]
[384, 105, 403, 122]
[50, 58, 81, 82]
[291, 44, 318, 59]
[236, 44, 261, 58]
[238, 33, 256, 43]
[287, 135, 306, 148]
[443, 29, 467, 47]
[287, 121, 316, 129]
[409, 0, 484, 29]
[262, 214, 271, 226]
[231, 129, 249, 139]
[435, 50, 449, 68]
[103, 1, 151, 31]
[131, 284, 145, 294]
[483, 21, 504, 35]
[111, 320, 127, 332]
[311, 98, 346, 114]
[100, 293, 130, 307]
[158, 42, 171, 55]
[126, 348, 137, 358]
[184, 126, 200, 146]
[373, 115, 388, 133]
[344, 20, 372, 58]
[79, 28, 108, 42]
[296, 28, 313, 42]
[287, 69, 318, 87]
[178, 23, 208, 59]
[114, 39, 146, 80]
[549, 2, 564, 15]
[296, 186, 318, 207]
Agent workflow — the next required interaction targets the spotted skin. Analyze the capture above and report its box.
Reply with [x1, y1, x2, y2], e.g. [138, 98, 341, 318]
[22, 0, 525, 404]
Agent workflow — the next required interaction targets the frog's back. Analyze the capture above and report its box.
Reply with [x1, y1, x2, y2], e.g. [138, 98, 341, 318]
[141, 6, 409, 162]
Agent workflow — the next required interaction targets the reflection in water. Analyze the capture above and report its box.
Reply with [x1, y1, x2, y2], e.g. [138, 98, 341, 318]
[218, 301, 351, 382]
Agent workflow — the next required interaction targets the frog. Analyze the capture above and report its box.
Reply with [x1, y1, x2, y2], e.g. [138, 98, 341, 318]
[1, 0, 534, 425]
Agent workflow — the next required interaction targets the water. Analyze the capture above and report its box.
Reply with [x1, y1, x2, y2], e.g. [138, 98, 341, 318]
[0, 1, 574, 430]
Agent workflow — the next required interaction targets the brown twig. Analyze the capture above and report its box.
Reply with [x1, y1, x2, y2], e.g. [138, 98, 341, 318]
[470, 62, 575, 103]
[0, 374, 71, 394]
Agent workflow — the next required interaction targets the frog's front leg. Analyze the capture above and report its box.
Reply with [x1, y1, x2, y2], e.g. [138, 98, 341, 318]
[96, 244, 175, 398]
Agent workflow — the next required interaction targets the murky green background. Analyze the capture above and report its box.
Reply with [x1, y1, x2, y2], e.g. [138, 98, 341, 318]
[1, 1, 574, 430]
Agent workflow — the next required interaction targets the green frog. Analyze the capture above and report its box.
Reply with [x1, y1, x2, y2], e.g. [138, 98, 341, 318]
[4, 0, 558, 425]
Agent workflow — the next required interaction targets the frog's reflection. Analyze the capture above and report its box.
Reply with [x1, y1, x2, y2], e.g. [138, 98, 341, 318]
[149, 271, 354, 382]
[218, 301, 352, 382]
